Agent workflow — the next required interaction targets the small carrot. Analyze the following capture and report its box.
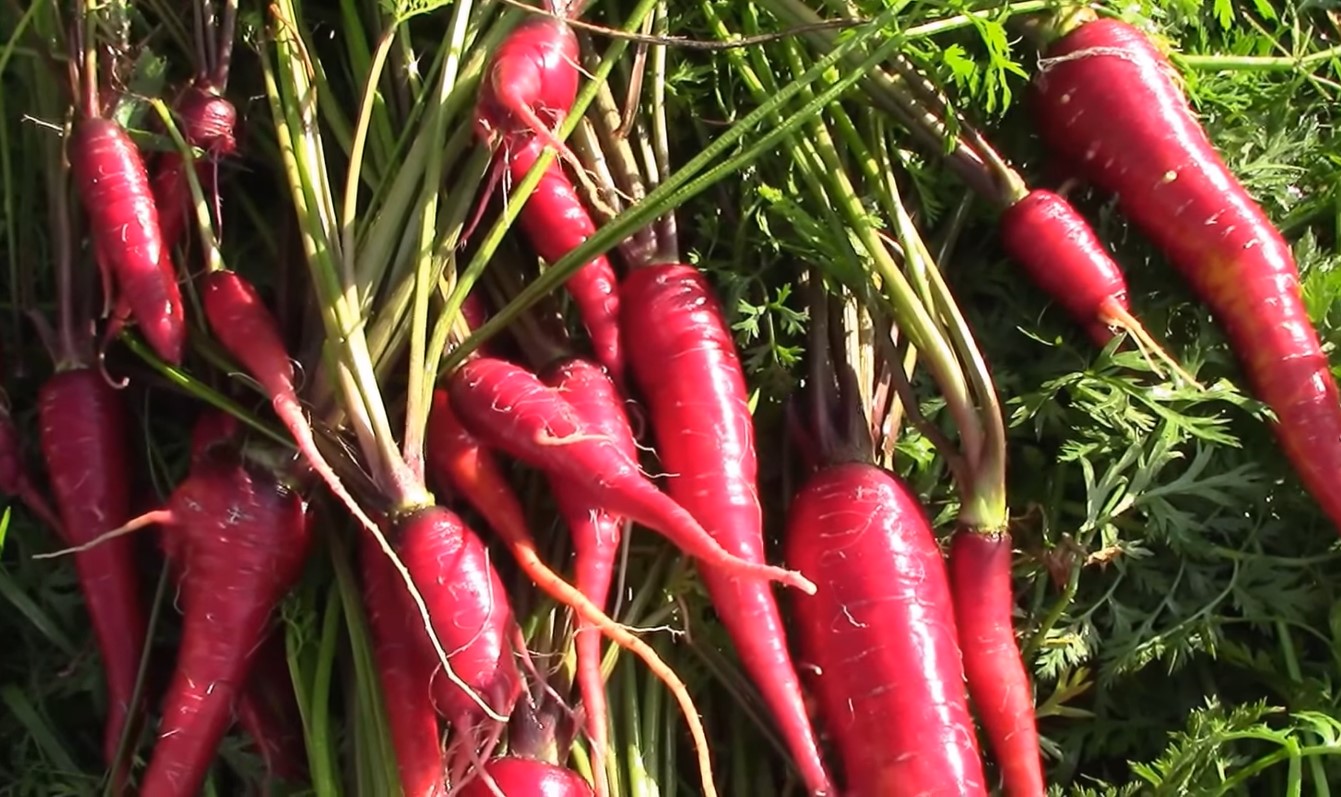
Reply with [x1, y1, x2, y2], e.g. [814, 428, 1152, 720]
[539, 356, 633, 792]
[37, 368, 147, 784]
[391, 505, 522, 769]
[474, 14, 582, 169]
[507, 136, 623, 387]
[68, 119, 186, 364]
[136, 448, 313, 797]
[360, 531, 448, 797]
[446, 355, 814, 594]
[948, 531, 1044, 796]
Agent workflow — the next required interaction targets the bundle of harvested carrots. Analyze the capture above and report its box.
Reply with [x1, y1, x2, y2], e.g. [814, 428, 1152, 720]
[0, 0, 1336, 795]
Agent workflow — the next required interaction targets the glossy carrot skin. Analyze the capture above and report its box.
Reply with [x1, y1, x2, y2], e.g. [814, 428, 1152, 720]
[140, 453, 312, 797]
[949, 531, 1045, 797]
[37, 369, 147, 775]
[393, 505, 522, 726]
[541, 357, 635, 770]
[620, 264, 835, 796]
[456, 757, 594, 797]
[508, 137, 623, 385]
[474, 16, 579, 146]
[360, 531, 448, 797]
[787, 463, 988, 797]
[449, 356, 809, 592]
[1033, 18, 1341, 530]
[69, 118, 185, 365]
[999, 190, 1131, 345]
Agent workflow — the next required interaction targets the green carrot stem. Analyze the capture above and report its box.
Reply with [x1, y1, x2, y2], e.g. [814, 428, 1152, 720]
[442, 1, 913, 372]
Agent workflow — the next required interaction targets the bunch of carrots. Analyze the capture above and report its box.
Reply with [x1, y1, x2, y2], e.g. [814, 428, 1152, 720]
[0, 0, 1337, 795]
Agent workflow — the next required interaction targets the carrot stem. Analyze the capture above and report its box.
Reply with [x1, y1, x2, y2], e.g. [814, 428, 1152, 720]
[443, 3, 912, 372]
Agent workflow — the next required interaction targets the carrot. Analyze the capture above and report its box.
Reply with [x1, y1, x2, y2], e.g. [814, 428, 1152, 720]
[36, 368, 147, 783]
[390, 504, 521, 777]
[620, 263, 835, 796]
[200, 268, 382, 540]
[359, 531, 448, 797]
[160, 83, 235, 239]
[456, 756, 595, 797]
[948, 530, 1044, 796]
[999, 190, 1149, 346]
[474, 14, 581, 168]
[1031, 16, 1341, 529]
[68, 118, 186, 365]
[446, 355, 814, 594]
[539, 357, 632, 791]
[150, 81, 238, 252]
[137, 448, 313, 797]
[425, 386, 720, 797]
[234, 630, 309, 786]
[786, 462, 987, 796]
[508, 136, 624, 387]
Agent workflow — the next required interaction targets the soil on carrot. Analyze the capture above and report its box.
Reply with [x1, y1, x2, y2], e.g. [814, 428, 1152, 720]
[3, 1, 1341, 795]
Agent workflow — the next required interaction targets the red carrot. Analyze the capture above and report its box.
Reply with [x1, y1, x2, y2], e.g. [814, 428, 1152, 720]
[360, 531, 448, 797]
[393, 505, 522, 735]
[151, 81, 238, 252]
[1000, 190, 1151, 347]
[37, 368, 147, 782]
[949, 531, 1044, 796]
[446, 355, 814, 594]
[68, 118, 185, 365]
[200, 268, 382, 537]
[475, 15, 581, 165]
[1031, 15, 1341, 530]
[787, 463, 988, 797]
[424, 386, 719, 797]
[540, 357, 635, 794]
[136, 449, 312, 797]
[234, 630, 309, 785]
[456, 757, 594, 797]
[508, 137, 623, 386]
[620, 264, 835, 796]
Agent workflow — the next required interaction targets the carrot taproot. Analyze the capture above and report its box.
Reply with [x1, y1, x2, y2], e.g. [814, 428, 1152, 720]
[999, 190, 1149, 346]
[138, 449, 312, 797]
[37, 368, 147, 781]
[539, 357, 632, 790]
[620, 263, 835, 796]
[425, 385, 719, 797]
[456, 757, 594, 797]
[507, 137, 623, 386]
[68, 118, 185, 365]
[359, 531, 448, 797]
[948, 530, 1044, 797]
[475, 15, 581, 166]
[392, 505, 522, 735]
[446, 355, 814, 595]
[787, 462, 988, 797]
[1031, 16, 1341, 530]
